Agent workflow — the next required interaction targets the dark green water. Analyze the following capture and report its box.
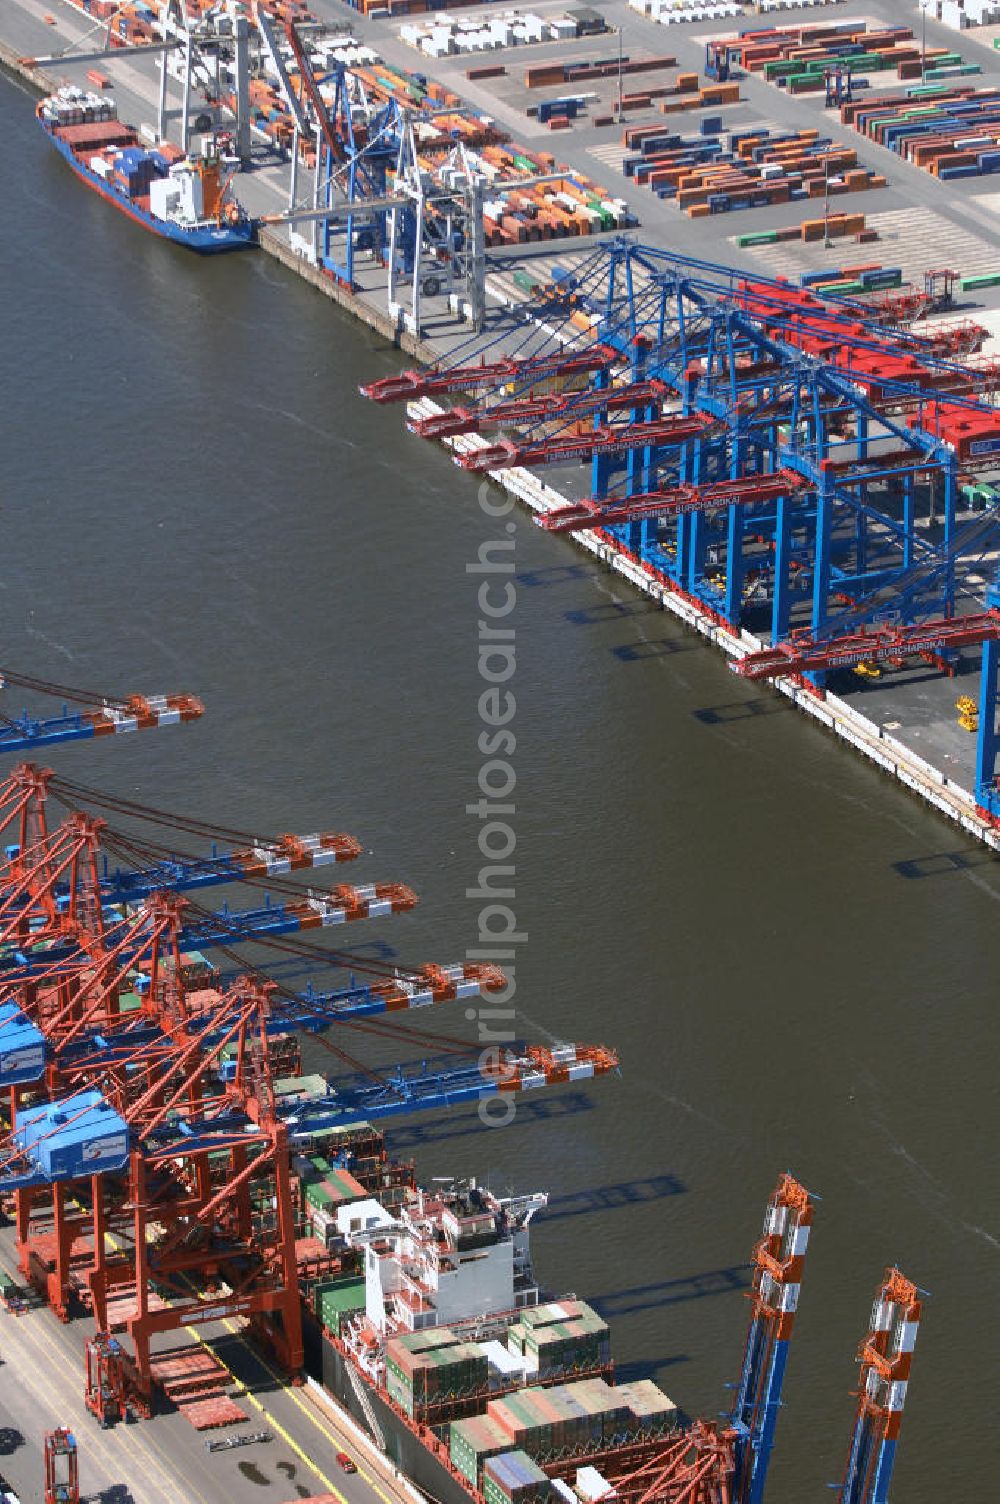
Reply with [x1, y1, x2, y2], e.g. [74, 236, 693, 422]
[2, 70, 997, 1503]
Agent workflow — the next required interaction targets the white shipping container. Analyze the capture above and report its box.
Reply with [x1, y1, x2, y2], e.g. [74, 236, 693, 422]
[576, 1469, 616, 1503]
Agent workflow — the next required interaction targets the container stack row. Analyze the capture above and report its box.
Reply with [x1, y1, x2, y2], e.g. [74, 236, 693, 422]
[797, 263, 903, 295]
[449, 1375, 678, 1484]
[737, 210, 870, 245]
[841, 87, 1000, 180]
[629, 0, 744, 22]
[387, 1331, 491, 1418]
[711, 19, 975, 93]
[295, 1151, 371, 1245]
[483, 1451, 551, 1504]
[623, 125, 885, 214]
[507, 1301, 611, 1377]
[311, 1274, 368, 1335]
[526, 63, 732, 125]
[401, 11, 607, 57]
[524, 54, 676, 90]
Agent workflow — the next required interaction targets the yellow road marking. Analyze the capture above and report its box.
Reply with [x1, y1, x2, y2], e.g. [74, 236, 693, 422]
[4, 1207, 401, 1504]
[227, 1321, 398, 1503]
[185, 1321, 348, 1502]
[0, 1255, 211, 1504]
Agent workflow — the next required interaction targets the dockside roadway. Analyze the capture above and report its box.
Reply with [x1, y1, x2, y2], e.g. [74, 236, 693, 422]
[0, 1231, 426, 1504]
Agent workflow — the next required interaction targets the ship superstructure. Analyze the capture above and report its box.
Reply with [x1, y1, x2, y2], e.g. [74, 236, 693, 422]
[361, 1181, 548, 1336]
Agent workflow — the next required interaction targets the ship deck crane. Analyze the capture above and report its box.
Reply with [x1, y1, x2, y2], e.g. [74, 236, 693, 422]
[838, 1269, 922, 1504]
[730, 1174, 814, 1504]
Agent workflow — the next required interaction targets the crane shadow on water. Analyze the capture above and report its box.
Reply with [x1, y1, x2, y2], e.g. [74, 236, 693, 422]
[614, 1356, 690, 1385]
[563, 601, 658, 625]
[892, 847, 996, 879]
[516, 563, 600, 589]
[693, 699, 787, 725]
[543, 1174, 687, 1222]
[590, 1265, 751, 1321]
[379, 1091, 598, 1150]
[611, 639, 694, 662]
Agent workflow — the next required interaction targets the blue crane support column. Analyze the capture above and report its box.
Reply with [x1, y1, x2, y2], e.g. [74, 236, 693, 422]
[590, 367, 613, 501]
[725, 413, 749, 626]
[771, 487, 794, 642]
[679, 366, 707, 596]
[839, 1270, 922, 1504]
[809, 459, 836, 685]
[942, 458, 958, 618]
[625, 338, 651, 558]
[730, 1174, 814, 1504]
[975, 573, 1000, 819]
[902, 473, 915, 571]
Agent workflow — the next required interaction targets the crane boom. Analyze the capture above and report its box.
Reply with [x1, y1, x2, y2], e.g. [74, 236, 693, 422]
[537, 473, 805, 533]
[731, 1174, 814, 1504]
[735, 611, 1000, 681]
[455, 413, 716, 473]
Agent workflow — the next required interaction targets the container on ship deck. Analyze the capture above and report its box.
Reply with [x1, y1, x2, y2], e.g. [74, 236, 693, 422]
[391, 1327, 461, 1353]
[324, 1167, 368, 1203]
[617, 1379, 678, 1435]
[483, 1450, 551, 1504]
[449, 1415, 512, 1485]
[313, 1274, 366, 1332]
[489, 1393, 558, 1455]
[506, 1321, 528, 1356]
[390, 1342, 488, 1413]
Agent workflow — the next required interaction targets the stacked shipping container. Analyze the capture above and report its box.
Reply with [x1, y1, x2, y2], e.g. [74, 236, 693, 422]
[387, 1332, 491, 1418]
[622, 124, 884, 214]
[841, 87, 1000, 180]
[710, 20, 971, 93]
[447, 1373, 678, 1481]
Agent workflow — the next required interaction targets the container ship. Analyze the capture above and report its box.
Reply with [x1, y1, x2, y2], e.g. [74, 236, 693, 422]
[36, 87, 254, 252]
[289, 1110, 679, 1504]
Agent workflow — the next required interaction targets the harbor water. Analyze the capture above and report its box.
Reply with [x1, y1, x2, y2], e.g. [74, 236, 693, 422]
[1, 72, 997, 1503]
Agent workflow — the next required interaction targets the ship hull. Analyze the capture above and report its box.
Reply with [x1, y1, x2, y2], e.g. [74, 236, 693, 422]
[303, 1314, 476, 1504]
[40, 120, 254, 253]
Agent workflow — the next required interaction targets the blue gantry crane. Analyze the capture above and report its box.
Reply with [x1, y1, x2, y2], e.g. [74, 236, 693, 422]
[365, 237, 1000, 826]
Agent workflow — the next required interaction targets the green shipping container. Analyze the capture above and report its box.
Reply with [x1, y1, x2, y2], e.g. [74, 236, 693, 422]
[449, 1416, 511, 1485]
[313, 1275, 366, 1329]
